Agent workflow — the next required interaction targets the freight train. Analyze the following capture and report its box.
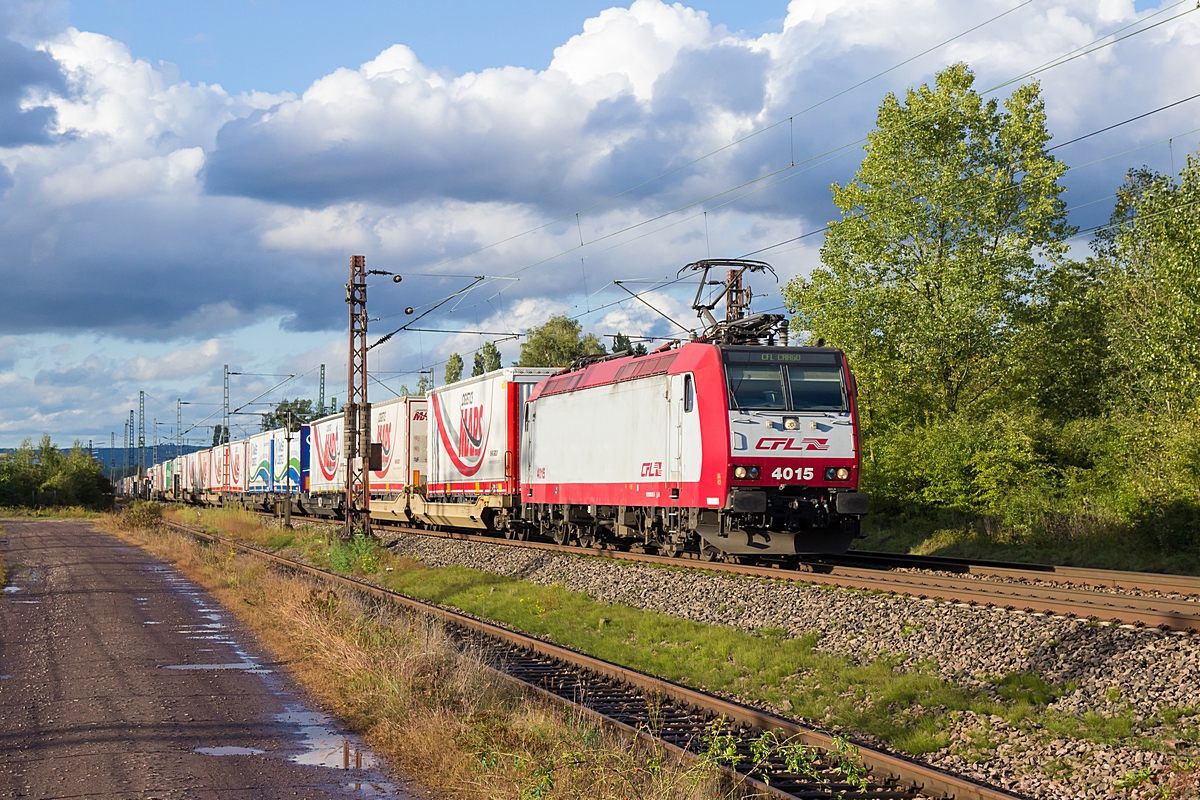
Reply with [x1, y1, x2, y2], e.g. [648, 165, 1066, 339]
[131, 260, 870, 559]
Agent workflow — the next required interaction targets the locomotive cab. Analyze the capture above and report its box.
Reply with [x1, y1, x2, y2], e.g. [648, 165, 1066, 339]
[705, 344, 869, 555]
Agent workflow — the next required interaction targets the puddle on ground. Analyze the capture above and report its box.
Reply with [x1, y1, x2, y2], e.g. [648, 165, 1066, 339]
[13, 600, 39, 604]
[143, 621, 162, 625]
[340, 782, 390, 795]
[276, 710, 379, 769]
[0, 675, 11, 679]
[194, 746, 266, 756]
[2, 586, 20, 594]
[162, 662, 259, 671]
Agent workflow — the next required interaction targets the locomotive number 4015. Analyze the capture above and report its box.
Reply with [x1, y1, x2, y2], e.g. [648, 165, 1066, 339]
[771, 466, 814, 481]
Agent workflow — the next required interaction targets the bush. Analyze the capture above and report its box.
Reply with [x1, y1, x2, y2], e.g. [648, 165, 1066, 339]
[121, 501, 164, 531]
[862, 406, 1200, 555]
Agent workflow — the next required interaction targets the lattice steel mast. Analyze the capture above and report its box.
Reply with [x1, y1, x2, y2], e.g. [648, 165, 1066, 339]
[344, 255, 371, 538]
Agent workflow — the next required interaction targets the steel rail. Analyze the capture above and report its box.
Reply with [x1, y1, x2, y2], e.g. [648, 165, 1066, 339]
[833, 551, 1200, 596]
[164, 519, 1025, 800]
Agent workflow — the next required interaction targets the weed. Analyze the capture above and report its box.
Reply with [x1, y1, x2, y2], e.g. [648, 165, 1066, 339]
[302, 587, 341, 617]
[995, 672, 1062, 706]
[1113, 766, 1157, 790]
[329, 535, 381, 575]
[265, 533, 295, 550]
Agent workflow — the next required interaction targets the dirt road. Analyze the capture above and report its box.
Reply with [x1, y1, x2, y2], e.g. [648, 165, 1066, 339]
[0, 519, 415, 799]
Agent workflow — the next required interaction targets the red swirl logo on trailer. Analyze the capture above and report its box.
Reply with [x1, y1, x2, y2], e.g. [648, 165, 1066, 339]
[232, 450, 242, 483]
[375, 420, 393, 476]
[315, 427, 340, 480]
[432, 394, 490, 477]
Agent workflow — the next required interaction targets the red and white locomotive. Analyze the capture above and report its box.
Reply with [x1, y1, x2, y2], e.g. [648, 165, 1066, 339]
[149, 260, 869, 559]
[398, 259, 869, 558]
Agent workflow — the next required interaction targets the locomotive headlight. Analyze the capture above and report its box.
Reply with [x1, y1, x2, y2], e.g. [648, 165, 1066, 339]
[836, 467, 851, 480]
[734, 466, 748, 479]
[783, 416, 799, 431]
[748, 466, 760, 479]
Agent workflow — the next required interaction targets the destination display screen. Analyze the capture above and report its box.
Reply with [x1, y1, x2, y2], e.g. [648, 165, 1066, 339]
[722, 348, 839, 366]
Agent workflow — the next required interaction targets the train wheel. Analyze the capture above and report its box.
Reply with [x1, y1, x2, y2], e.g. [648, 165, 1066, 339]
[504, 527, 517, 540]
[552, 526, 569, 546]
[699, 545, 719, 562]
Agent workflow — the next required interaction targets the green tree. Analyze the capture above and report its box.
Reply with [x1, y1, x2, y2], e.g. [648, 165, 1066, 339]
[480, 341, 503, 373]
[261, 398, 316, 432]
[211, 425, 229, 446]
[518, 315, 606, 368]
[612, 333, 648, 356]
[415, 373, 433, 395]
[1095, 161, 1200, 414]
[0, 436, 110, 508]
[784, 63, 1073, 425]
[445, 352, 464, 384]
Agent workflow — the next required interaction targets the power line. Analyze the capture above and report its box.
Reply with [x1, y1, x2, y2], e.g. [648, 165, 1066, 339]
[400, 0, 1042, 279]
[403, 0, 1188, 296]
[430, 3, 1196, 312]
[721, 107, 1200, 263]
[1048, 91, 1200, 152]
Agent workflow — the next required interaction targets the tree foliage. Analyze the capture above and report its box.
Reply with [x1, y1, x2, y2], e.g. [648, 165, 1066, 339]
[482, 341, 503, 372]
[445, 352, 464, 384]
[778, 63, 1200, 555]
[612, 333, 648, 356]
[1095, 161, 1200, 414]
[518, 315, 606, 368]
[0, 436, 111, 508]
[785, 64, 1073, 424]
[261, 398, 316, 432]
[472, 342, 504, 375]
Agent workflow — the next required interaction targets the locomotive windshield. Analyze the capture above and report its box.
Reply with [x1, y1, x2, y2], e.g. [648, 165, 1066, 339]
[723, 348, 848, 412]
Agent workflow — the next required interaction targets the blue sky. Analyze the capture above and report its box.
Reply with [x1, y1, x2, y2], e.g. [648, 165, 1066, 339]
[0, 0, 1197, 447]
[66, 1, 791, 94]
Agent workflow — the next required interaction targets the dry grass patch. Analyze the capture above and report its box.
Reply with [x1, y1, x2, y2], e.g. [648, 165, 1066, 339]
[0, 522, 7, 589]
[101, 512, 740, 800]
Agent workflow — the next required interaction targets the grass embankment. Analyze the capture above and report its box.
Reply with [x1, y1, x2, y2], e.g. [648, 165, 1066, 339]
[163, 506, 1200, 781]
[857, 512, 1200, 576]
[0, 506, 101, 520]
[107, 504, 844, 800]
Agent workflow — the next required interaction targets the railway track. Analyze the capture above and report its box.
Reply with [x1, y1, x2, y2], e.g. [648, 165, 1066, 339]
[343, 517, 1200, 632]
[826, 550, 1200, 596]
[164, 519, 1024, 800]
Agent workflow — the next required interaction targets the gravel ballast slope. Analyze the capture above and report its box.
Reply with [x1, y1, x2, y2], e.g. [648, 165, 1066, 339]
[382, 531, 1200, 799]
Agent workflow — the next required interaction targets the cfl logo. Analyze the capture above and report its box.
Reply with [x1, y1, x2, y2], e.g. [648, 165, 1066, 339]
[640, 461, 662, 477]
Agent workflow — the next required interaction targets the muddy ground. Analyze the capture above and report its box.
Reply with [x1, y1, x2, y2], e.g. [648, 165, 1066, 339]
[0, 519, 417, 799]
